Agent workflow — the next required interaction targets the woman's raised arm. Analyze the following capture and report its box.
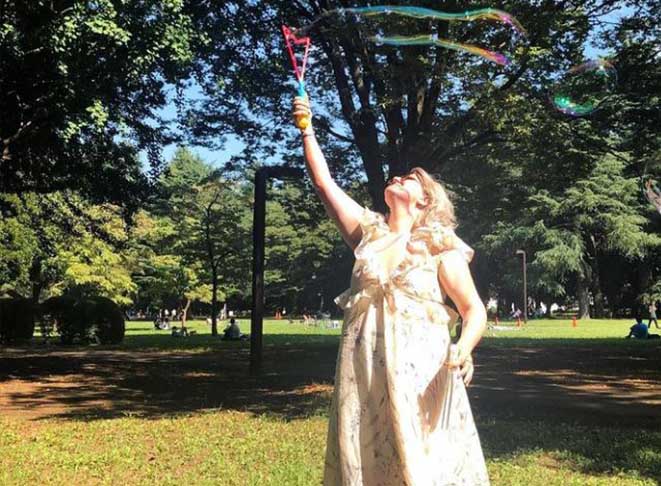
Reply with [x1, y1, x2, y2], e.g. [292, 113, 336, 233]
[293, 96, 364, 249]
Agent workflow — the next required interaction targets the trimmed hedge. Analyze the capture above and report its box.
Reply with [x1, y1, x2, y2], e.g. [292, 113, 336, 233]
[40, 296, 125, 345]
[90, 297, 125, 344]
[0, 298, 36, 344]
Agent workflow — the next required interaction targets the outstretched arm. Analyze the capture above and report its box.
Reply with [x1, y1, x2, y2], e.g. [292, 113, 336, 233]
[293, 97, 364, 249]
[438, 250, 487, 386]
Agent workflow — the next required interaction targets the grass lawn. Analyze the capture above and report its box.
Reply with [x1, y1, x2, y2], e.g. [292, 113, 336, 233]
[0, 318, 659, 485]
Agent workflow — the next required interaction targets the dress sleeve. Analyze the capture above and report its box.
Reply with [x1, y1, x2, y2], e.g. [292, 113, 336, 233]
[354, 207, 388, 257]
[358, 207, 386, 233]
[448, 233, 475, 263]
[410, 223, 474, 263]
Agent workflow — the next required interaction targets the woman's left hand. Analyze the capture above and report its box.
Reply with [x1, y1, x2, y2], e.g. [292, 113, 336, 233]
[447, 345, 475, 386]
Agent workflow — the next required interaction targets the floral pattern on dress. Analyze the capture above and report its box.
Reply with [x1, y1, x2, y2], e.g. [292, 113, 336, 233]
[323, 208, 490, 486]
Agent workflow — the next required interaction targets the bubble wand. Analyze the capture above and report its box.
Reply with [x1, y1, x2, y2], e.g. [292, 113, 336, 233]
[281, 25, 311, 130]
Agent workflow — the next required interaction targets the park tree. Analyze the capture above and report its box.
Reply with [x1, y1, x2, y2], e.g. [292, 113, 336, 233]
[264, 180, 359, 313]
[484, 155, 661, 318]
[470, 0, 661, 317]
[173, 172, 250, 335]
[144, 147, 252, 334]
[0, 0, 204, 204]
[134, 251, 211, 328]
[0, 191, 135, 304]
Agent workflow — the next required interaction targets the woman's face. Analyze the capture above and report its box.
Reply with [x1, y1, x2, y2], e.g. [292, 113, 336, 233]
[384, 172, 426, 212]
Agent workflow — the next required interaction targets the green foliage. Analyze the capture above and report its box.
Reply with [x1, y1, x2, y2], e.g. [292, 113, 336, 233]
[0, 0, 203, 203]
[2, 1, 658, 320]
[181, 0, 659, 315]
[132, 147, 249, 319]
[0, 192, 136, 305]
[264, 181, 354, 312]
[482, 154, 660, 315]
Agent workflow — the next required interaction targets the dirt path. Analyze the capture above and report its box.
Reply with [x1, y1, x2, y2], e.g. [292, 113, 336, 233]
[1, 340, 659, 424]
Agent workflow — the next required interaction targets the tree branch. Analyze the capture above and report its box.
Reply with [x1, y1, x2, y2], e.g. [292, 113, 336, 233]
[314, 117, 354, 144]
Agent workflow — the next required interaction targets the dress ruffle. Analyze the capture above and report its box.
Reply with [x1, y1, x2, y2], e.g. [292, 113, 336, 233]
[354, 206, 474, 264]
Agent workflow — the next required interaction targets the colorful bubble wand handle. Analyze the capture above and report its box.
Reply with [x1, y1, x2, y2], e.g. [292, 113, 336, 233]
[282, 25, 311, 130]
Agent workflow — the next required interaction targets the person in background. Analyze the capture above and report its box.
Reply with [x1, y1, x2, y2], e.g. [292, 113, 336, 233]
[222, 317, 243, 341]
[625, 316, 659, 339]
[648, 302, 659, 329]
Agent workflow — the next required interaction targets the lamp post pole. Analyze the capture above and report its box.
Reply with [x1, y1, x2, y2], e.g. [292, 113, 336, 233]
[516, 249, 527, 323]
[250, 166, 304, 376]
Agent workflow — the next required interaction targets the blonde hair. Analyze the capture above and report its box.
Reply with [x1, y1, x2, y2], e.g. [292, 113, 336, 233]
[408, 167, 456, 230]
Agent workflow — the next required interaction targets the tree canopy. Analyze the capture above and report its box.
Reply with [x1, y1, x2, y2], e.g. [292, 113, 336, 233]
[0, 0, 203, 205]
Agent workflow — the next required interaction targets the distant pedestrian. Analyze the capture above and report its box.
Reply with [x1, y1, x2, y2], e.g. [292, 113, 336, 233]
[648, 303, 659, 329]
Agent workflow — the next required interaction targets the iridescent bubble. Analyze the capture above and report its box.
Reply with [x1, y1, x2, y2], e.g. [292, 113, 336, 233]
[296, 7, 527, 67]
[551, 59, 617, 116]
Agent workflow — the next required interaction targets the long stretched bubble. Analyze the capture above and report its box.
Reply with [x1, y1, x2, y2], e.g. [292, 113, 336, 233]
[372, 34, 510, 66]
[345, 6, 526, 35]
[294, 6, 527, 66]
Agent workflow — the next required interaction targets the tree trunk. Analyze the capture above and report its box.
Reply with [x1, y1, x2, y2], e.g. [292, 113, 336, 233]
[29, 258, 44, 303]
[590, 258, 605, 318]
[211, 267, 218, 337]
[577, 274, 591, 319]
[181, 298, 191, 329]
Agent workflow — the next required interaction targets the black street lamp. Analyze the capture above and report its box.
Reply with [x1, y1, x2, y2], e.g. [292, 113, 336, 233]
[250, 165, 304, 376]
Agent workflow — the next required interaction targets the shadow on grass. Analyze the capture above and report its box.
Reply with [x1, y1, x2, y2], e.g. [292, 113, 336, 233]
[479, 418, 661, 484]
[0, 333, 340, 423]
[1, 333, 660, 482]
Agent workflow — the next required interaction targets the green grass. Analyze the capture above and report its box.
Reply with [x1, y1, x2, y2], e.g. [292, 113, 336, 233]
[120, 318, 341, 351]
[1, 318, 659, 485]
[481, 318, 654, 347]
[120, 317, 648, 351]
[0, 414, 657, 485]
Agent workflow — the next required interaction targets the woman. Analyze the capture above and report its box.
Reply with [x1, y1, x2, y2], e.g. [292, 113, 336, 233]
[293, 97, 489, 485]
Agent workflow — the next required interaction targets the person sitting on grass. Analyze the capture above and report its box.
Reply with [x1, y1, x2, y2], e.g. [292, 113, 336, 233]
[626, 317, 660, 339]
[222, 318, 248, 341]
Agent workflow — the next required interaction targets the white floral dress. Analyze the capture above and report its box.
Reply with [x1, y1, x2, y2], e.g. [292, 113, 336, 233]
[323, 208, 490, 486]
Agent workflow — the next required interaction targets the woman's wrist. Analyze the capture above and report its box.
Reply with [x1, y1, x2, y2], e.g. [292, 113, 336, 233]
[456, 340, 473, 358]
[301, 126, 315, 137]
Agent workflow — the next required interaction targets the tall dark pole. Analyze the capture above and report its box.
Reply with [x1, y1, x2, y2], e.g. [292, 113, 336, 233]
[250, 168, 267, 376]
[250, 166, 304, 376]
[516, 249, 527, 323]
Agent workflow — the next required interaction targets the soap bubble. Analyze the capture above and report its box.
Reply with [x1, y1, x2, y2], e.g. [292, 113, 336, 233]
[550, 59, 617, 116]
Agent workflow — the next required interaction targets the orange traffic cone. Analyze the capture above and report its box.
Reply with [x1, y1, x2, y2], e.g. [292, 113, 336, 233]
[572, 316, 577, 328]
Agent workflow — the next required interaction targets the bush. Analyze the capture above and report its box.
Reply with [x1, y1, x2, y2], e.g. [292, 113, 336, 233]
[0, 298, 36, 344]
[40, 296, 80, 344]
[90, 297, 125, 344]
[40, 296, 125, 345]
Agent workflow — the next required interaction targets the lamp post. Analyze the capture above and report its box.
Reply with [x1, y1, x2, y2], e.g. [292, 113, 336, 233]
[250, 165, 304, 376]
[516, 249, 527, 323]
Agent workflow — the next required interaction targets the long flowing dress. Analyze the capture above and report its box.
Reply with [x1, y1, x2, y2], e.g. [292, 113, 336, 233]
[323, 208, 490, 486]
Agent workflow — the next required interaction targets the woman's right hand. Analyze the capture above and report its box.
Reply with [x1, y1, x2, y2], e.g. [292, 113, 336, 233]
[292, 96, 312, 131]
